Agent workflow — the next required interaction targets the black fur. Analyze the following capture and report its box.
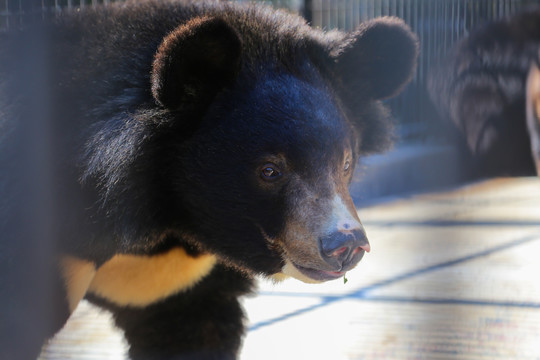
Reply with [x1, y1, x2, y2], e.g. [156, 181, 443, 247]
[428, 7, 540, 176]
[0, 1, 417, 358]
[89, 264, 253, 360]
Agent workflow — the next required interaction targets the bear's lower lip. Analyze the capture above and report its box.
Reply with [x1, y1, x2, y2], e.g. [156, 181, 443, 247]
[293, 263, 345, 282]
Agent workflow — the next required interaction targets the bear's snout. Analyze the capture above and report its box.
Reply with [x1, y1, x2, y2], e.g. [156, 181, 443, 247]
[319, 228, 370, 272]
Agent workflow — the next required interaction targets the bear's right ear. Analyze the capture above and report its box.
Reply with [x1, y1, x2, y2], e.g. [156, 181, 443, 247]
[151, 17, 242, 110]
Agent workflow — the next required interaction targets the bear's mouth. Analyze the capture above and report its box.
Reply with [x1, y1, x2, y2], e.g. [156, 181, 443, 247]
[293, 263, 346, 282]
[280, 259, 347, 283]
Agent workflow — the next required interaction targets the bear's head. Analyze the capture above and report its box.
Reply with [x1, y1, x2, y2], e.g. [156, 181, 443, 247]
[149, 13, 418, 283]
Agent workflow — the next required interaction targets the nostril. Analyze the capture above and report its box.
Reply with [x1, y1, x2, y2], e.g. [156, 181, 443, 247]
[332, 246, 348, 257]
[352, 242, 370, 255]
[320, 229, 370, 268]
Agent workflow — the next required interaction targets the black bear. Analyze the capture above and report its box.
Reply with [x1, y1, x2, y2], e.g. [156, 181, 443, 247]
[428, 7, 540, 177]
[526, 50, 540, 175]
[0, 1, 418, 359]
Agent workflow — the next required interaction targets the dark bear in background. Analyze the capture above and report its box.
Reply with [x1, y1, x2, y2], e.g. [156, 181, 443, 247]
[526, 51, 540, 175]
[0, 1, 418, 359]
[428, 8, 540, 177]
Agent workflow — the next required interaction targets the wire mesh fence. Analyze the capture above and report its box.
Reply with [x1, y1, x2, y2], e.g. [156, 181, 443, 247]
[1, 0, 537, 131]
[303, 0, 536, 130]
[0, 0, 120, 29]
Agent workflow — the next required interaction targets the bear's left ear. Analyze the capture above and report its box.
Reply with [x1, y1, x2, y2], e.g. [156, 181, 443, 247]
[151, 17, 242, 110]
[331, 17, 419, 100]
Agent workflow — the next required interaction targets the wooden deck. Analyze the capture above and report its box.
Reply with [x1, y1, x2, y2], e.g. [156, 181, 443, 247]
[41, 177, 540, 360]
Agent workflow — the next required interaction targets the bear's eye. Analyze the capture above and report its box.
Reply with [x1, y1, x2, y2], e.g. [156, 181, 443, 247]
[344, 159, 351, 172]
[261, 164, 282, 181]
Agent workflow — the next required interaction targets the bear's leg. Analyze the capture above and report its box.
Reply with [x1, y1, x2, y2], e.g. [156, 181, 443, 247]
[90, 264, 254, 360]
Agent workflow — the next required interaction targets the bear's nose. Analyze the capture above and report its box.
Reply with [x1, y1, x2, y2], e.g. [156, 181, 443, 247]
[319, 229, 370, 271]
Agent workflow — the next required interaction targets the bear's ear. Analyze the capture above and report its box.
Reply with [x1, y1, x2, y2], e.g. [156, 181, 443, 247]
[331, 17, 419, 100]
[151, 17, 242, 109]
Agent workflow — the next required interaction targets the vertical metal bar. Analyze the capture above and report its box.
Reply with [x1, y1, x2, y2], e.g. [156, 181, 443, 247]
[463, 0, 467, 37]
[443, 0, 448, 56]
[450, 0, 454, 45]
[350, 0, 354, 29]
[331, 0, 336, 28]
[464, 0, 469, 33]
[353, 0, 359, 28]
[336, 0, 341, 28]
[311, 0, 317, 27]
[470, 0, 474, 32]
[340, 0, 345, 29]
[315, 0, 322, 28]
[327, 0, 332, 28]
[3, 15, 58, 357]
[348, 0, 352, 28]
[406, 0, 411, 38]
[456, 0, 460, 40]
[4, 0, 9, 29]
[18, 0, 22, 29]
[339, 0, 343, 29]
[304, 0, 313, 24]
[418, 0, 423, 119]
[321, 0, 326, 28]
[318, 0, 324, 28]
[325, 0, 330, 28]
[316, 0, 322, 28]
[419, 0, 424, 84]
[339, 0, 351, 31]
[335, 0, 340, 29]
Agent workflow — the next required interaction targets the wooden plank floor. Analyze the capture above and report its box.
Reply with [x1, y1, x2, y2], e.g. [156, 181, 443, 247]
[41, 177, 540, 360]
